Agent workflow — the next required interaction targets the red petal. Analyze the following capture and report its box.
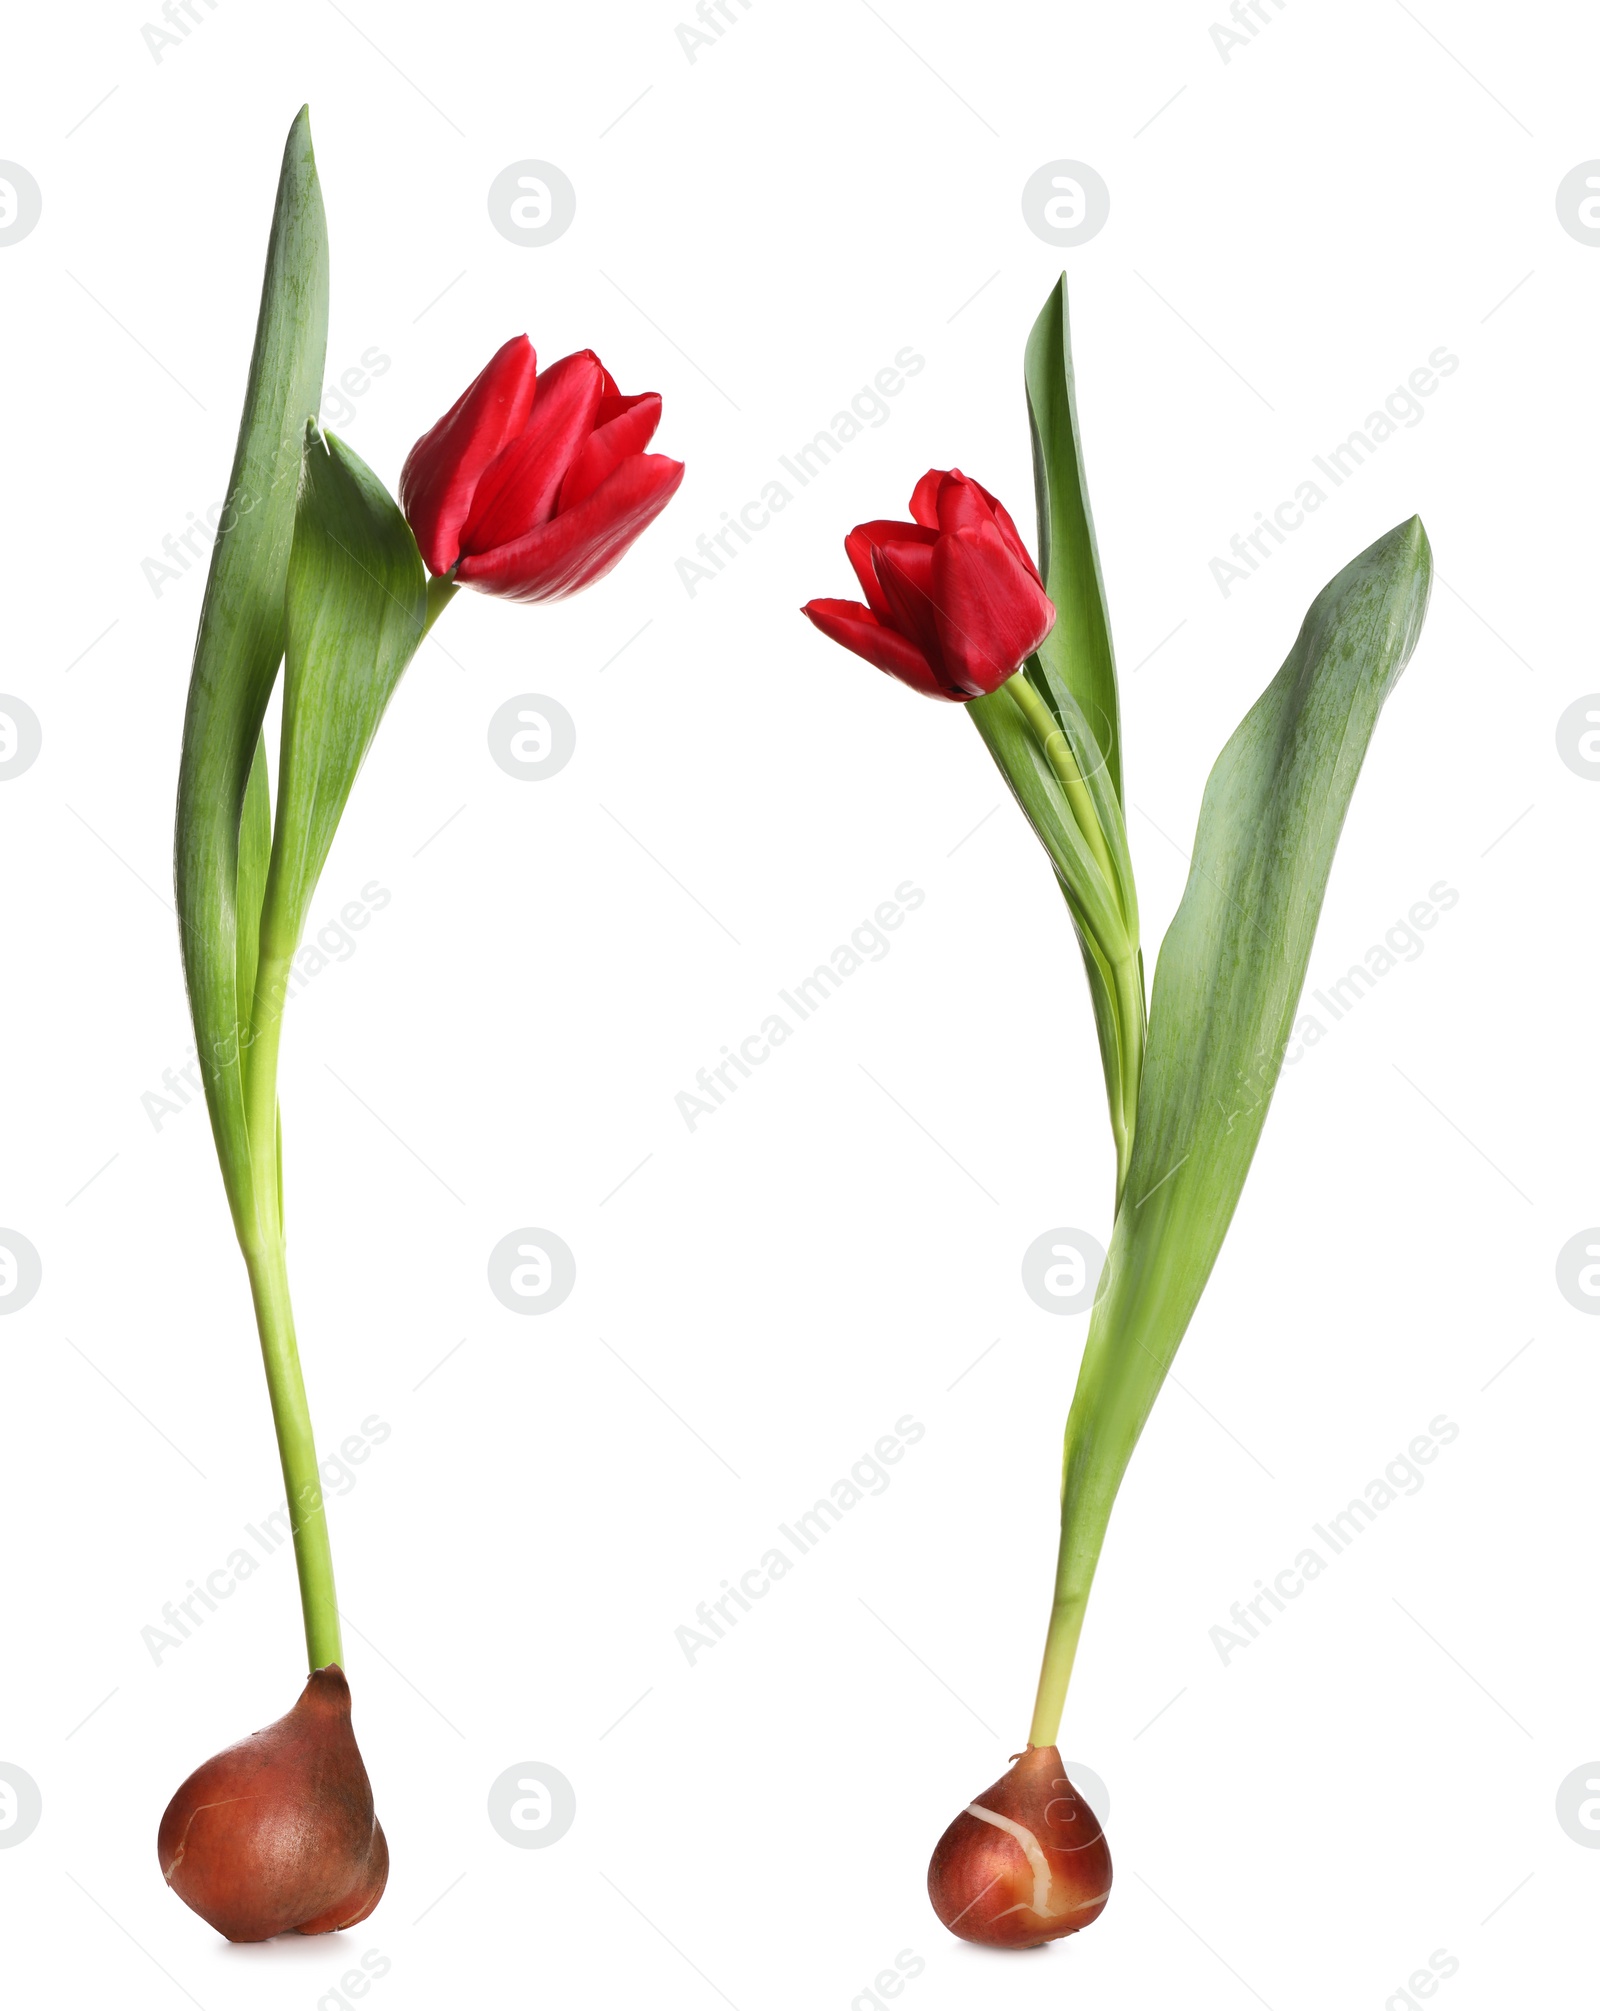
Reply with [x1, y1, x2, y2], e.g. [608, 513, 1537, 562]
[932, 469, 994, 537]
[908, 468, 952, 529]
[989, 494, 1040, 576]
[845, 518, 932, 621]
[916, 468, 1041, 581]
[558, 392, 662, 513]
[929, 524, 1056, 696]
[458, 351, 606, 556]
[456, 454, 684, 602]
[942, 470, 1038, 577]
[400, 336, 538, 574]
[801, 600, 957, 700]
[872, 537, 944, 670]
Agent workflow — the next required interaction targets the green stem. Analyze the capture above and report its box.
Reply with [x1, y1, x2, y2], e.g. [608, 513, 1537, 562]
[1031, 1335, 1151, 1744]
[227, 570, 458, 1673]
[242, 1233, 342, 1669]
[999, 673, 1150, 1737]
[1027, 1544, 1094, 1746]
[1006, 668, 1146, 1197]
[1029, 1610, 1085, 1749]
[1027, 1360, 1128, 1746]
[1107, 1104, 1132, 1209]
[244, 952, 288, 1245]
[1007, 671, 1123, 917]
[239, 946, 341, 1670]
[1110, 950, 1145, 1206]
[423, 573, 459, 636]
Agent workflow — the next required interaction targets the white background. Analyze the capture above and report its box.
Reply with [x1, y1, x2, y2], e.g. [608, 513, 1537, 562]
[1, 1, 1595, 2005]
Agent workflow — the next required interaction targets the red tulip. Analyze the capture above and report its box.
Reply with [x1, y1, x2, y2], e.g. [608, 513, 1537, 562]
[158, 1666, 387, 1942]
[400, 336, 684, 602]
[927, 1746, 1111, 1948]
[803, 468, 1054, 701]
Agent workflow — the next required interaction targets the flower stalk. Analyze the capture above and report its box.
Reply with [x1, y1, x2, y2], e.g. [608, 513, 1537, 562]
[236, 924, 340, 1668]
[243, 1235, 342, 1669]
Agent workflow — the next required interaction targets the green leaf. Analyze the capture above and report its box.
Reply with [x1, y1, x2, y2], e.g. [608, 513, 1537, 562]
[174, 107, 328, 1241]
[970, 665, 1145, 1195]
[969, 685, 1130, 967]
[1025, 656, 1139, 945]
[1024, 274, 1123, 802]
[1012, 275, 1143, 1190]
[258, 427, 427, 967]
[235, 731, 277, 1211]
[1032, 517, 1432, 1738]
[235, 732, 271, 1052]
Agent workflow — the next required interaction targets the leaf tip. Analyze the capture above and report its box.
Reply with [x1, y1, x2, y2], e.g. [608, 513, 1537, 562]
[1387, 512, 1433, 601]
[1031, 271, 1071, 345]
[283, 104, 316, 163]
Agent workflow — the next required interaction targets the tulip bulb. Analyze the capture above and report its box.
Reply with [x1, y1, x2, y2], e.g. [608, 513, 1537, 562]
[158, 1666, 387, 1942]
[927, 1746, 1111, 1948]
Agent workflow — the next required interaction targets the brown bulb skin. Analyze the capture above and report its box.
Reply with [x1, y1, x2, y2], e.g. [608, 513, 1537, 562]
[928, 1745, 1111, 1948]
[158, 1665, 387, 1942]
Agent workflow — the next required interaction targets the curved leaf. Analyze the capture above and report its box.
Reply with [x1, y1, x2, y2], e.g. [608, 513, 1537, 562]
[173, 108, 328, 1240]
[1025, 275, 1123, 800]
[971, 666, 1145, 1192]
[259, 428, 428, 966]
[1032, 517, 1432, 1735]
[969, 685, 1130, 964]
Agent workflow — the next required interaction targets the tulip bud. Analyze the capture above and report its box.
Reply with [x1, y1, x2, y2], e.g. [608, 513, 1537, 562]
[158, 1666, 387, 1941]
[802, 469, 1054, 701]
[927, 1745, 1111, 1948]
[400, 340, 683, 601]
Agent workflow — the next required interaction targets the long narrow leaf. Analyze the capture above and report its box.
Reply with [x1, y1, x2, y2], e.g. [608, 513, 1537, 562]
[1025, 275, 1123, 801]
[1045, 517, 1432, 1682]
[173, 108, 328, 1238]
[1012, 276, 1141, 1180]
[1065, 900, 1130, 1155]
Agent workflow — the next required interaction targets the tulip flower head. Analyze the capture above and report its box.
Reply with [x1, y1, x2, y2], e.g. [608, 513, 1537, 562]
[401, 335, 684, 602]
[803, 468, 1054, 700]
